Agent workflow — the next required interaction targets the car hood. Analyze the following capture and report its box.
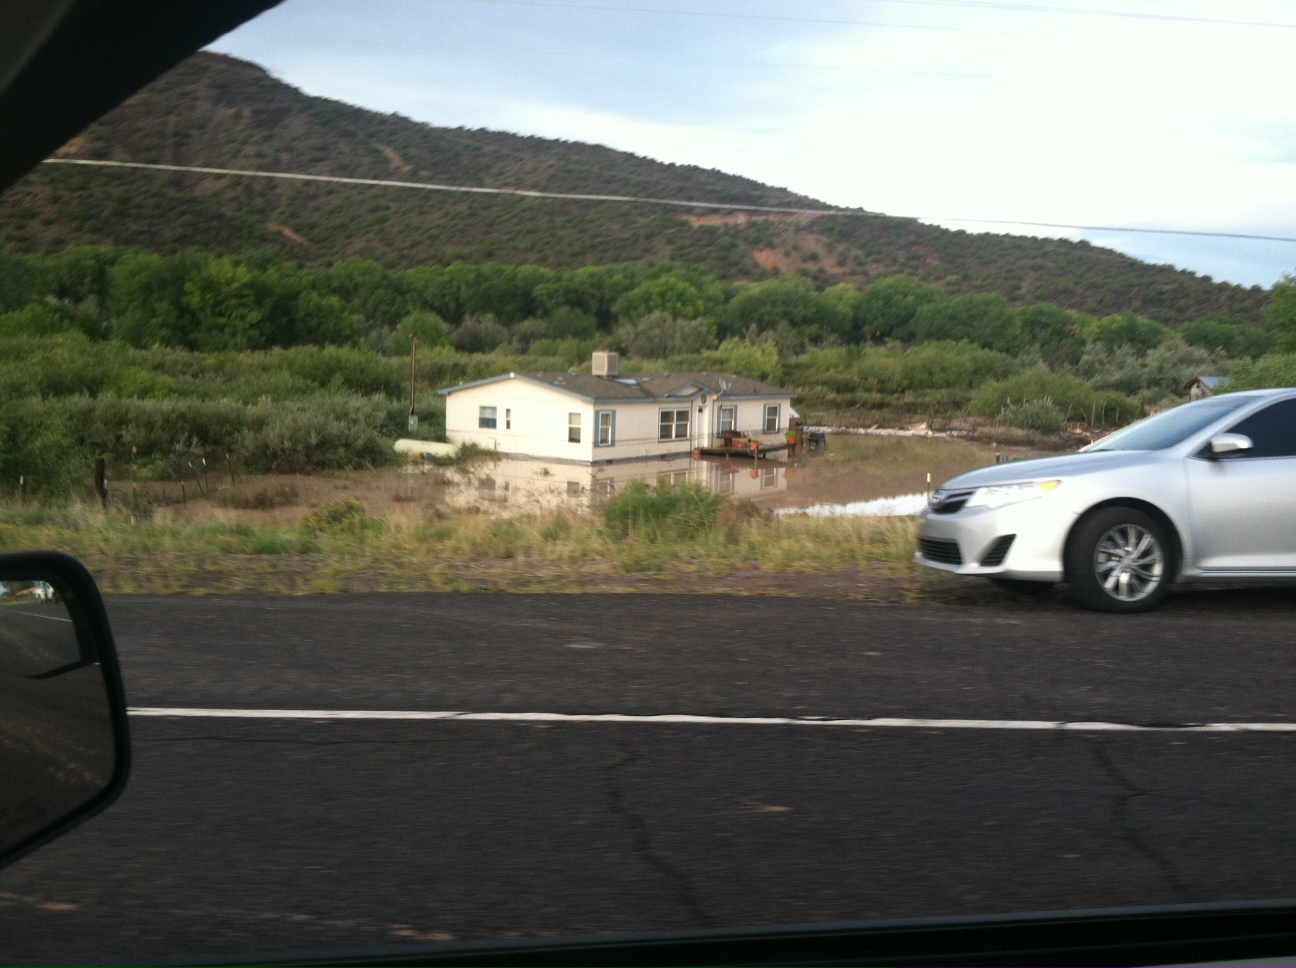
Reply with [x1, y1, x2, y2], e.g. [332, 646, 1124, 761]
[937, 449, 1162, 491]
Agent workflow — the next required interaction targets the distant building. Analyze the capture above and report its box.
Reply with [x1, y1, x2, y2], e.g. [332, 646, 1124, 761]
[1186, 376, 1224, 400]
[439, 352, 796, 463]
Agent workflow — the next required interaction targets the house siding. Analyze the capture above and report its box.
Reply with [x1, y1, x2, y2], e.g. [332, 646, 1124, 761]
[444, 376, 793, 463]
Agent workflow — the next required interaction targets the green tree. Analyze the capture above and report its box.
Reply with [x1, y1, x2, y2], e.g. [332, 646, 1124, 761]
[108, 249, 208, 347]
[1263, 273, 1296, 351]
[1015, 303, 1087, 367]
[1181, 314, 1273, 358]
[911, 293, 1022, 353]
[184, 258, 265, 351]
[1086, 311, 1171, 351]
[613, 277, 706, 322]
[613, 311, 715, 358]
[0, 247, 42, 314]
[452, 314, 510, 353]
[718, 276, 848, 343]
[387, 311, 452, 355]
[855, 276, 947, 342]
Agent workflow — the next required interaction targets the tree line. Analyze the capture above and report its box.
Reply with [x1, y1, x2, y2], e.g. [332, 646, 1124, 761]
[1, 245, 1286, 363]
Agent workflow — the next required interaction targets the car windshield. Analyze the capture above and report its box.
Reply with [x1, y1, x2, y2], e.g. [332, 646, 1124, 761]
[3, 0, 1296, 964]
[1086, 394, 1261, 452]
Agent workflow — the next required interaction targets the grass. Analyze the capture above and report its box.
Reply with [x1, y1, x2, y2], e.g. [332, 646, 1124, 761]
[0, 494, 921, 595]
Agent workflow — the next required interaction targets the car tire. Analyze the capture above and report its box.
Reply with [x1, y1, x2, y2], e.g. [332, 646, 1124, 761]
[1066, 506, 1174, 613]
[989, 577, 1055, 597]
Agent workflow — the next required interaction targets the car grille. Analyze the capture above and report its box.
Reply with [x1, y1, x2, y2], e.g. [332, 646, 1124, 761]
[929, 488, 974, 514]
[918, 538, 963, 565]
[979, 534, 1016, 567]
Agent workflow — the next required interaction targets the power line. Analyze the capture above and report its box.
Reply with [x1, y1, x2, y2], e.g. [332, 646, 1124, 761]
[446, 0, 1296, 32]
[40, 158, 855, 216]
[929, 217, 1296, 245]
[41, 157, 1296, 245]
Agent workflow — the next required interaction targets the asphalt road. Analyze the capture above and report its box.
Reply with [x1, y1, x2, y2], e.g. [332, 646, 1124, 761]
[3, 587, 1296, 964]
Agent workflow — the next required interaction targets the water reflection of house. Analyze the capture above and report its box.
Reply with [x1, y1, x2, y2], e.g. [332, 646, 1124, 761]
[439, 352, 796, 461]
[443, 455, 789, 513]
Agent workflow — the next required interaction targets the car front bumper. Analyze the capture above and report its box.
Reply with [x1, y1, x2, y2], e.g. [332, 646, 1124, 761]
[915, 496, 1077, 582]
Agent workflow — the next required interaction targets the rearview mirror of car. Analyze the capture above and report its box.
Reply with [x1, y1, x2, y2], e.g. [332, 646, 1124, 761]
[1208, 433, 1254, 457]
[0, 552, 129, 870]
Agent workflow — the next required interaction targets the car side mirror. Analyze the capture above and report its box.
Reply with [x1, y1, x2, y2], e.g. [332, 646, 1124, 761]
[0, 552, 129, 870]
[1208, 433, 1253, 458]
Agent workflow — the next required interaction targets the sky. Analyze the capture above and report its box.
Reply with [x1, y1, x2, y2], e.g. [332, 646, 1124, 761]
[207, 0, 1296, 289]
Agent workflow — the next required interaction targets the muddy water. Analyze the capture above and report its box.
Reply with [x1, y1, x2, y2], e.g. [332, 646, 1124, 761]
[765, 434, 1060, 516]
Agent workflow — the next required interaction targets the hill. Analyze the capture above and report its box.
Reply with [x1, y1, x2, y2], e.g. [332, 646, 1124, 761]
[0, 52, 1271, 325]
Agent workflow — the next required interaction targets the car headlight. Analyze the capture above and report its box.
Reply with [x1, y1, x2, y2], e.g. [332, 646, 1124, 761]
[965, 480, 1061, 510]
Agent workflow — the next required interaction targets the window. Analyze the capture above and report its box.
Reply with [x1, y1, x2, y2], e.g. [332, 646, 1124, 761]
[478, 405, 497, 429]
[761, 466, 779, 488]
[718, 405, 736, 433]
[764, 403, 780, 433]
[1222, 398, 1296, 458]
[566, 479, 582, 496]
[596, 410, 615, 447]
[658, 469, 688, 487]
[568, 412, 581, 443]
[505, 408, 511, 430]
[659, 408, 690, 440]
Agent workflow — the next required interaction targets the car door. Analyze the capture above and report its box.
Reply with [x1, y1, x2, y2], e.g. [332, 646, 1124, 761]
[1183, 397, 1296, 573]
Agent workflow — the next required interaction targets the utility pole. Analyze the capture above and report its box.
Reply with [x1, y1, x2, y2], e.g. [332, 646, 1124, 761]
[408, 333, 419, 432]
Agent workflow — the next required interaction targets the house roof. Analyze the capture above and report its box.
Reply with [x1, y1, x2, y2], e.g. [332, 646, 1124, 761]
[439, 371, 795, 403]
[1185, 375, 1224, 390]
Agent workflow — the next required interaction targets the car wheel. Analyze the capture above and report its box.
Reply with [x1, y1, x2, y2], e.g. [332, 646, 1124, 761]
[1066, 507, 1174, 613]
[989, 577, 1055, 597]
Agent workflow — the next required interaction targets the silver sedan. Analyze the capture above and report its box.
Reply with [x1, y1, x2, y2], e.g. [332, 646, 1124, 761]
[915, 388, 1296, 612]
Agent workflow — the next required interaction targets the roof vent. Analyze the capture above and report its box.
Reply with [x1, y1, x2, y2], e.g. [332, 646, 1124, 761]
[592, 351, 619, 378]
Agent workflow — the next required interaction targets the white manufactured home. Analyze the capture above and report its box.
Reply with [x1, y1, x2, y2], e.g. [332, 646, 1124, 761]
[439, 352, 796, 463]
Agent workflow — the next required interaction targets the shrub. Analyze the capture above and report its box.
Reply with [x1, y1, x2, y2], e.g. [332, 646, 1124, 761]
[997, 396, 1066, 433]
[971, 370, 1138, 426]
[1221, 353, 1296, 390]
[602, 481, 725, 541]
[301, 497, 366, 530]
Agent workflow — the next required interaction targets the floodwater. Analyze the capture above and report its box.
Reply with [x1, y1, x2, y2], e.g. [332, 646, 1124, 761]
[765, 434, 1056, 517]
[429, 433, 1059, 518]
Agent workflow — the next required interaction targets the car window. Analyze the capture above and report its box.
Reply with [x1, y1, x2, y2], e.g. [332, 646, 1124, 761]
[1086, 395, 1259, 452]
[1222, 397, 1296, 458]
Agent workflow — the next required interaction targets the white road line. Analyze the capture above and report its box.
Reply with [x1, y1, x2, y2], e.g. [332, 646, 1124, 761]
[8, 610, 73, 622]
[126, 708, 1296, 732]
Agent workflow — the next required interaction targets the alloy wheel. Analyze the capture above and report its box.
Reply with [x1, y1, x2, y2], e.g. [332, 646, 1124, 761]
[1093, 523, 1164, 603]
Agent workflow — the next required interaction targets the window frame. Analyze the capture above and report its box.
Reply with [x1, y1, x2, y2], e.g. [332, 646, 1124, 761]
[568, 412, 582, 444]
[718, 404, 737, 433]
[478, 405, 497, 429]
[659, 407, 690, 441]
[595, 409, 616, 447]
[764, 403, 780, 434]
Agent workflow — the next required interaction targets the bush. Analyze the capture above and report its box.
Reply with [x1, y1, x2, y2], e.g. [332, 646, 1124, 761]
[971, 369, 1138, 426]
[1221, 353, 1296, 390]
[601, 481, 725, 541]
[997, 396, 1066, 433]
[301, 497, 366, 530]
